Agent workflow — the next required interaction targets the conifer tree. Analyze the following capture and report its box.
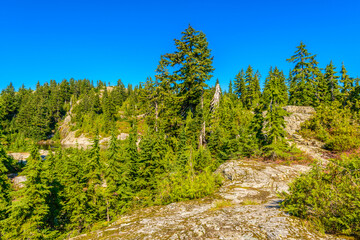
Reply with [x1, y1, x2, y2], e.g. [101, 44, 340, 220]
[234, 69, 246, 103]
[85, 132, 103, 221]
[125, 124, 139, 186]
[324, 61, 340, 102]
[244, 105, 264, 156]
[3, 145, 55, 239]
[104, 132, 131, 221]
[59, 150, 90, 233]
[0, 144, 12, 223]
[287, 42, 316, 106]
[262, 67, 289, 159]
[156, 25, 214, 118]
[262, 104, 288, 159]
[244, 65, 254, 108]
[263, 67, 288, 106]
[241, 66, 262, 109]
[228, 80, 233, 95]
[340, 63, 353, 106]
[176, 126, 189, 170]
[253, 70, 262, 106]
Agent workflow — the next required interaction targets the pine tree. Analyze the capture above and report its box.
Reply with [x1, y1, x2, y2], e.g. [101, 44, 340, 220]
[241, 66, 262, 109]
[156, 25, 214, 118]
[244, 104, 264, 157]
[340, 63, 353, 106]
[228, 80, 233, 95]
[85, 132, 103, 222]
[324, 61, 340, 102]
[234, 69, 246, 103]
[59, 149, 90, 233]
[244, 65, 254, 108]
[253, 70, 262, 107]
[287, 42, 316, 106]
[262, 67, 290, 159]
[263, 67, 288, 107]
[262, 103, 288, 160]
[3, 145, 55, 239]
[1, 83, 18, 121]
[125, 124, 139, 186]
[0, 143, 12, 222]
[104, 132, 131, 221]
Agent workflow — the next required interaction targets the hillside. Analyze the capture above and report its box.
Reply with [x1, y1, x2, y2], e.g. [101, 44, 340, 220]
[67, 106, 347, 240]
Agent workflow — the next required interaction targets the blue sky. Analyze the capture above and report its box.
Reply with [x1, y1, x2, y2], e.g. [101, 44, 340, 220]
[1, 0, 359, 90]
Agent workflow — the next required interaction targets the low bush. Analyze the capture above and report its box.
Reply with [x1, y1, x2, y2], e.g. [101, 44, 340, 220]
[282, 155, 360, 237]
[299, 101, 360, 152]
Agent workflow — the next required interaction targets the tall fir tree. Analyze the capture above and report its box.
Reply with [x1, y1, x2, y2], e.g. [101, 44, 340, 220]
[3, 145, 55, 239]
[324, 61, 340, 102]
[287, 42, 316, 106]
[340, 63, 353, 106]
[0, 143, 12, 224]
[156, 25, 214, 119]
[263, 67, 288, 107]
[234, 69, 246, 103]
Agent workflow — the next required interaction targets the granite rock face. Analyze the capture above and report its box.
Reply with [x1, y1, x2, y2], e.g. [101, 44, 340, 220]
[283, 105, 315, 135]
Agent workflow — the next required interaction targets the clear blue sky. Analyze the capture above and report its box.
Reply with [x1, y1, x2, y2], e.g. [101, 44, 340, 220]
[1, 0, 359, 91]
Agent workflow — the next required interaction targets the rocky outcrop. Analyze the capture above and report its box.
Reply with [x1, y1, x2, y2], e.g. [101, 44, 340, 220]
[8, 149, 51, 163]
[282, 106, 330, 164]
[61, 131, 93, 149]
[58, 115, 129, 149]
[283, 105, 315, 135]
[69, 160, 344, 240]
[12, 175, 27, 189]
[8, 152, 30, 162]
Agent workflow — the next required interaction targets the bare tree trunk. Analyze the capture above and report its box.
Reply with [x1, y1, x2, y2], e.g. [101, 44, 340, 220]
[106, 198, 110, 222]
[155, 101, 158, 132]
[199, 93, 206, 148]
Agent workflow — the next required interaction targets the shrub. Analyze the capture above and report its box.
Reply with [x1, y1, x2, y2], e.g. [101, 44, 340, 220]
[299, 101, 360, 152]
[282, 155, 360, 237]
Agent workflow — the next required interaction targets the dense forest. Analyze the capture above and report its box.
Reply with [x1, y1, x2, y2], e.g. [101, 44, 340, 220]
[0, 25, 359, 239]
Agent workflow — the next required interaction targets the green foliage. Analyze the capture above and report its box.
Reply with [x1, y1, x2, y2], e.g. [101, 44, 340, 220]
[155, 145, 222, 204]
[2, 145, 56, 239]
[0, 143, 12, 223]
[263, 67, 288, 107]
[300, 101, 360, 151]
[287, 42, 317, 106]
[155, 24, 214, 136]
[282, 155, 360, 237]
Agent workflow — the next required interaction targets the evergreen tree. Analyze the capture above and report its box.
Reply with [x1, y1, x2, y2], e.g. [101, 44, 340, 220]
[324, 61, 340, 102]
[234, 69, 246, 103]
[104, 133, 131, 221]
[125, 124, 139, 186]
[156, 25, 214, 118]
[85, 132, 103, 222]
[287, 42, 316, 106]
[340, 63, 353, 106]
[0, 144, 12, 223]
[228, 80, 233, 95]
[262, 104, 288, 160]
[263, 67, 288, 107]
[3, 145, 55, 239]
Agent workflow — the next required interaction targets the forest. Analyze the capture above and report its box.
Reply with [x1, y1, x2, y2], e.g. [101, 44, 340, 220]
[0, 25, 359, 239]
